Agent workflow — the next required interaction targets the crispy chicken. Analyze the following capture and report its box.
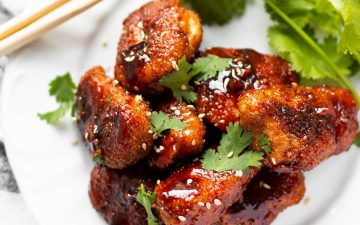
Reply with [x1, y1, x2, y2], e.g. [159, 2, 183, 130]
[196, 48, 299, 132]
[219, 169, 305, 225]
[148, 100, 206, 170]
[154, 163, 258, 225]
[76, 66, 154, 169]
[89, 165, 157, 225]
[238, 85, 358, 171]
[115, 0, 202, 94]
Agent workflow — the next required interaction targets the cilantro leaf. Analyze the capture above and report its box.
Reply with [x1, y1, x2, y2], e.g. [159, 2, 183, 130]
[355, 132, 360, 147]
[150, 111, 187, 137]
[159, 57, 197, 102]
[338, 0, 360, 56]
[258, 133, 271, 154]
[93, 155, 104, 164]
[38, 73, 76, 124]
[182, 0, 246, 25]
[135, 184, 158, 225]
[191, 55, 231, 81]
[265, 0, 360, 106]
[49, 73, 76, 102]
[37, 102, 72, 124]
[200, 122, 263, 173]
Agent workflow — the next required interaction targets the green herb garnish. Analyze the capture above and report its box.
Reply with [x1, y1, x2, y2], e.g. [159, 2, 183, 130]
[150, 111, 187, 137]
[265, 0, 360, 106]
[38, 73, 76, 124]
[182, 0, 246, 25]
[159, 55, 231, 102]
[201, 122, 263, 173]
[355, 132, 360, 147]
[258, 133, 272, 154]
[135, 184, 158, 225]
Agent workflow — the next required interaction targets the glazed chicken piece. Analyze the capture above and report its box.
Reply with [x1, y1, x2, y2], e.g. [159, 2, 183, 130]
[219, 169, 305, 225]
[148, 100, 206, 170]
[238, 85, 358, 172]
[196, 48, 298, 132]
[154, 163, 258, 225]
[89, 164, 157, 225]
[76, 66, 154, 169]
[115, 0, 202, 94]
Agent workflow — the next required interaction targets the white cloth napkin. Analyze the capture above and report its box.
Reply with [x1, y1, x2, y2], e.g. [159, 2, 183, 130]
[0, 0, 38, 224]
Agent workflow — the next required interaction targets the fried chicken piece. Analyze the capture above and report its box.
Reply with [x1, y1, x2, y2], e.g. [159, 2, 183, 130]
[154, 163, 258, 225]
[89, 165, 157, 225]
[148, 100, 205, 170]
[115, 0, 202, 94]
[238, 85, 358, 171]
[76, 66, 154, 169]
[196, 48, 298, 132]
[219, 169, 305, 225]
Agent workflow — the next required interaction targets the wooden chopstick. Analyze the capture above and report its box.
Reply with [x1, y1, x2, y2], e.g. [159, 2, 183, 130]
[0, 0, 70, 41]
[0, 0, 102, 57]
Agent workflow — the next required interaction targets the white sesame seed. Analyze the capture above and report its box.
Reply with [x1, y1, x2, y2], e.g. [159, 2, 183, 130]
[142, 143, 147, 150]
[101, 38, 108, 47]
[170, 106, 177, 111]
[135, 95, 142, 102]
[134, 86, 139, 91]
[157, 180, 161, 185]
[84, 132, 89, 140]
[124, 55, 135, 62]
[178, 216, 186, 222]
[191, 139, 196, 146]
[263, 183, 271, 190]
[153, 134, 158, 139]
[172, 60, 179, 70]
[187, 105, 195, 109]
[159, 145, 165, 151]
[139, 54, 151, 62]
[93, 125, 98, 133]
[137, 21, 143, 28]
[271, 157, 277, 165]
[71, 139, 78, 145]
[235, 170, 243, 177]
[227, 151, 234, 158]
[112, 79, 119, 86]
[206, 202, 211, 209]
[148, 130, 153, 134]
[198, 202, 204, 206]
[187, 179, 193, 185]
[198, 113, 205, 118]
[194, 80, 201, 86]
[174, 110, 181, 116]
[219, 119, 225, 124]
[145, 111, 152, 117]
[214, 199, 221, 206]
[181, 84, 187, 90]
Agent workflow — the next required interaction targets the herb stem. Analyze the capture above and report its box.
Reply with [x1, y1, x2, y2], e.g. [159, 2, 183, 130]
[265, 0, 360, 106]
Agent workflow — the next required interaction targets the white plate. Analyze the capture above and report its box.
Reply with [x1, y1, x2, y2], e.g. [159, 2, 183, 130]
[1, 1, 360, 225]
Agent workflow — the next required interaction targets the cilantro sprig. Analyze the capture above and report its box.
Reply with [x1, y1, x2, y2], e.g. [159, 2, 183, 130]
[135, 184, 158, 225]
[181, 0, 246, 25]
[265, 0, 360, 106]
[159, 55, 231, 102]
[258, 133, 272, 154]
[38, 73, 76, 124]
[201, 122, 263, 173]
[355, 132, 360, 147]
[150, 111, 187, 137]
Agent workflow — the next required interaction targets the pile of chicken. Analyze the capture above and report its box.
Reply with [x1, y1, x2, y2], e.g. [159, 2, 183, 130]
[75, 1, 359, 225]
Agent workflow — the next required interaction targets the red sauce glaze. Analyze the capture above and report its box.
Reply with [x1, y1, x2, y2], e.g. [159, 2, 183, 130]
[76, 66, 154, 169]
[115, 0, 202, 94]
[154, 163, 258, 225]
[238, 85, 358, 171]
[219, 169, 305, 225]
[196, 48, 299, 132]
[89, 165, 158, 225]
[147, 100, 205, 170]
